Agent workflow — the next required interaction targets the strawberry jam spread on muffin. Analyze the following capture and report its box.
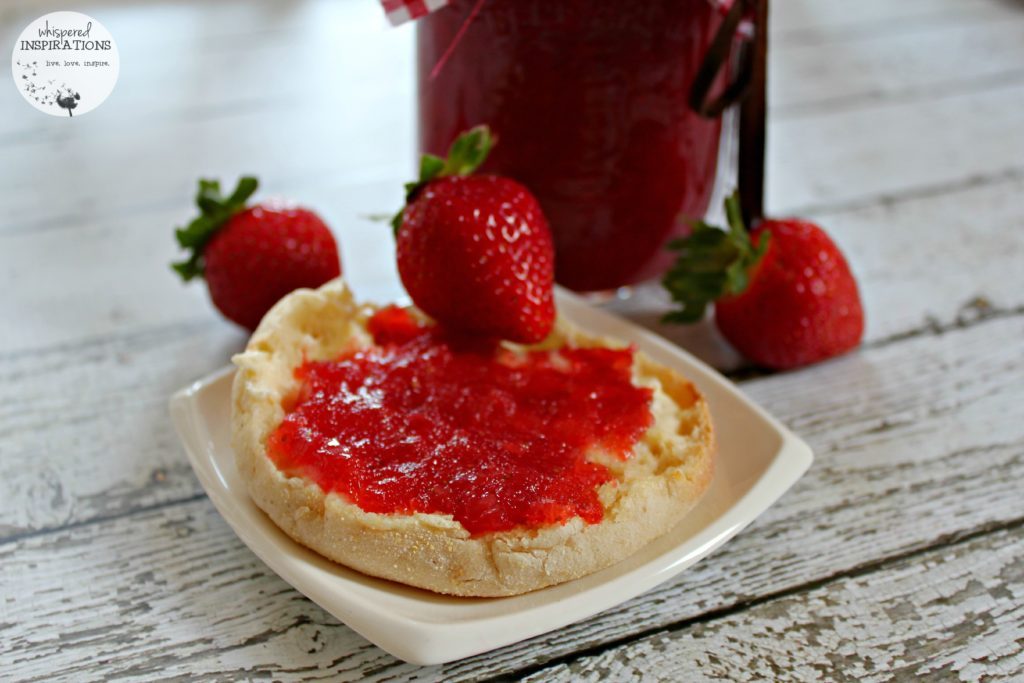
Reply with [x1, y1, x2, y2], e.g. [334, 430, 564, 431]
[233, 280, 713, 596]
[267, 306, 653, 536]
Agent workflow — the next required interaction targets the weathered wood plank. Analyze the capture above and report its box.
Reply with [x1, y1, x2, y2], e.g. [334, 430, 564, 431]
[772, 0, 1018, 42]
[767, 78, 1024, 214]
[772, 12, 1024, 115]
[526, 525, 1024, 682]
[0, 322, 242, 538]
[0, 500, 392, 683]
[3, 315, 1023, 681]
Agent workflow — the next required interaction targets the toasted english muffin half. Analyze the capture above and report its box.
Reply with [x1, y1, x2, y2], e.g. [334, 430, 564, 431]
[231, 278, 714, 596]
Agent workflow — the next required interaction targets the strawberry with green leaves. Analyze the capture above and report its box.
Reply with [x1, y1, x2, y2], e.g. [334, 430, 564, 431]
[663, 194, 864, 369]
[172, 177, 341, 331]
[393, 126, 556, 344]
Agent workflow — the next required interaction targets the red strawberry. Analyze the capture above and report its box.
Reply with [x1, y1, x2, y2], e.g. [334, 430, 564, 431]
[393, 126, 556, 344]
[663, 194, 864, 369]
[172, 177, 341, 331]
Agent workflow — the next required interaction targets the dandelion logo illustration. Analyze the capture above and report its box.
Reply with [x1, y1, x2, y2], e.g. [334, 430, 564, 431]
[55, 86, 81, 116]
[14, 59, 82, 115]
[11, 11, 118, 118]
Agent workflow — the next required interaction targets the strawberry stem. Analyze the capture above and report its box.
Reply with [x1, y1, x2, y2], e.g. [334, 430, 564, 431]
[171, 176, 258, 281]
[661, 192, 770, 324]
[392, 125, 495, 235]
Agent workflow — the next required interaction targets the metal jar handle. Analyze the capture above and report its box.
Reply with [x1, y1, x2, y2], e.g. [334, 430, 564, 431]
[690, 0, 767, 226]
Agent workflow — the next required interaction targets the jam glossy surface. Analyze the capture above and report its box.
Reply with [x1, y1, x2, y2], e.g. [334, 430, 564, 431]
[267, 308, 653, 536]
[418, 0, 724, 291]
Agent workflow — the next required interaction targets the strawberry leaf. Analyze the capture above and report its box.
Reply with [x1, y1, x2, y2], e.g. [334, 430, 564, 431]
[171, 176, 259, 281]
[390, 208, 405, 236]
[226, 176, 258, 205]
[441, 125, 494, 176]
[195, 179, 223, 214]
[662, 192, 770, 324]
[171, 258, 203, 281]
[174, 215, 215, 249]
[418, 154, 445, 184]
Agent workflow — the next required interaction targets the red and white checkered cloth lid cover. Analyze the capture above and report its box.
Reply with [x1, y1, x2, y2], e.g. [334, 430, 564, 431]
[380, 0, 453, 26]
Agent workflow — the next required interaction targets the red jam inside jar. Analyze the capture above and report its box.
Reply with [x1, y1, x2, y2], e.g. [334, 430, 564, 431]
[267, 308, 654, 536]
[418, 0, 725, 292]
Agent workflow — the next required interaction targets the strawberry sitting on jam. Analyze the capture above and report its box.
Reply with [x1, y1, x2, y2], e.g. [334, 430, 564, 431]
[392, 126, 557, 344]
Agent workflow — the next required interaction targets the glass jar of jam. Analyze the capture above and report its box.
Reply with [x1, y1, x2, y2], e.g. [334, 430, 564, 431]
[418, 0, 737, 292]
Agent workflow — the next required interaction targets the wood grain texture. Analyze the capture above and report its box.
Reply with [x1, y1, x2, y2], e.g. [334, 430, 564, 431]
[767, 78, 1024, 214]
[0, 322, 241, 538]
[772, 2, 1024, 116]
[527, 525, 1024, 682]
[3, 315, 1022, 681]
[771, 0, 1017, 36]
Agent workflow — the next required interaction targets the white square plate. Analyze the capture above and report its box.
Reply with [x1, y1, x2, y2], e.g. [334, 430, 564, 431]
[170, 289, 812, 665]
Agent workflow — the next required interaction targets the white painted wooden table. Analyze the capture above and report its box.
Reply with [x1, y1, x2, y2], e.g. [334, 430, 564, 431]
[2, 0, 1023, 679]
